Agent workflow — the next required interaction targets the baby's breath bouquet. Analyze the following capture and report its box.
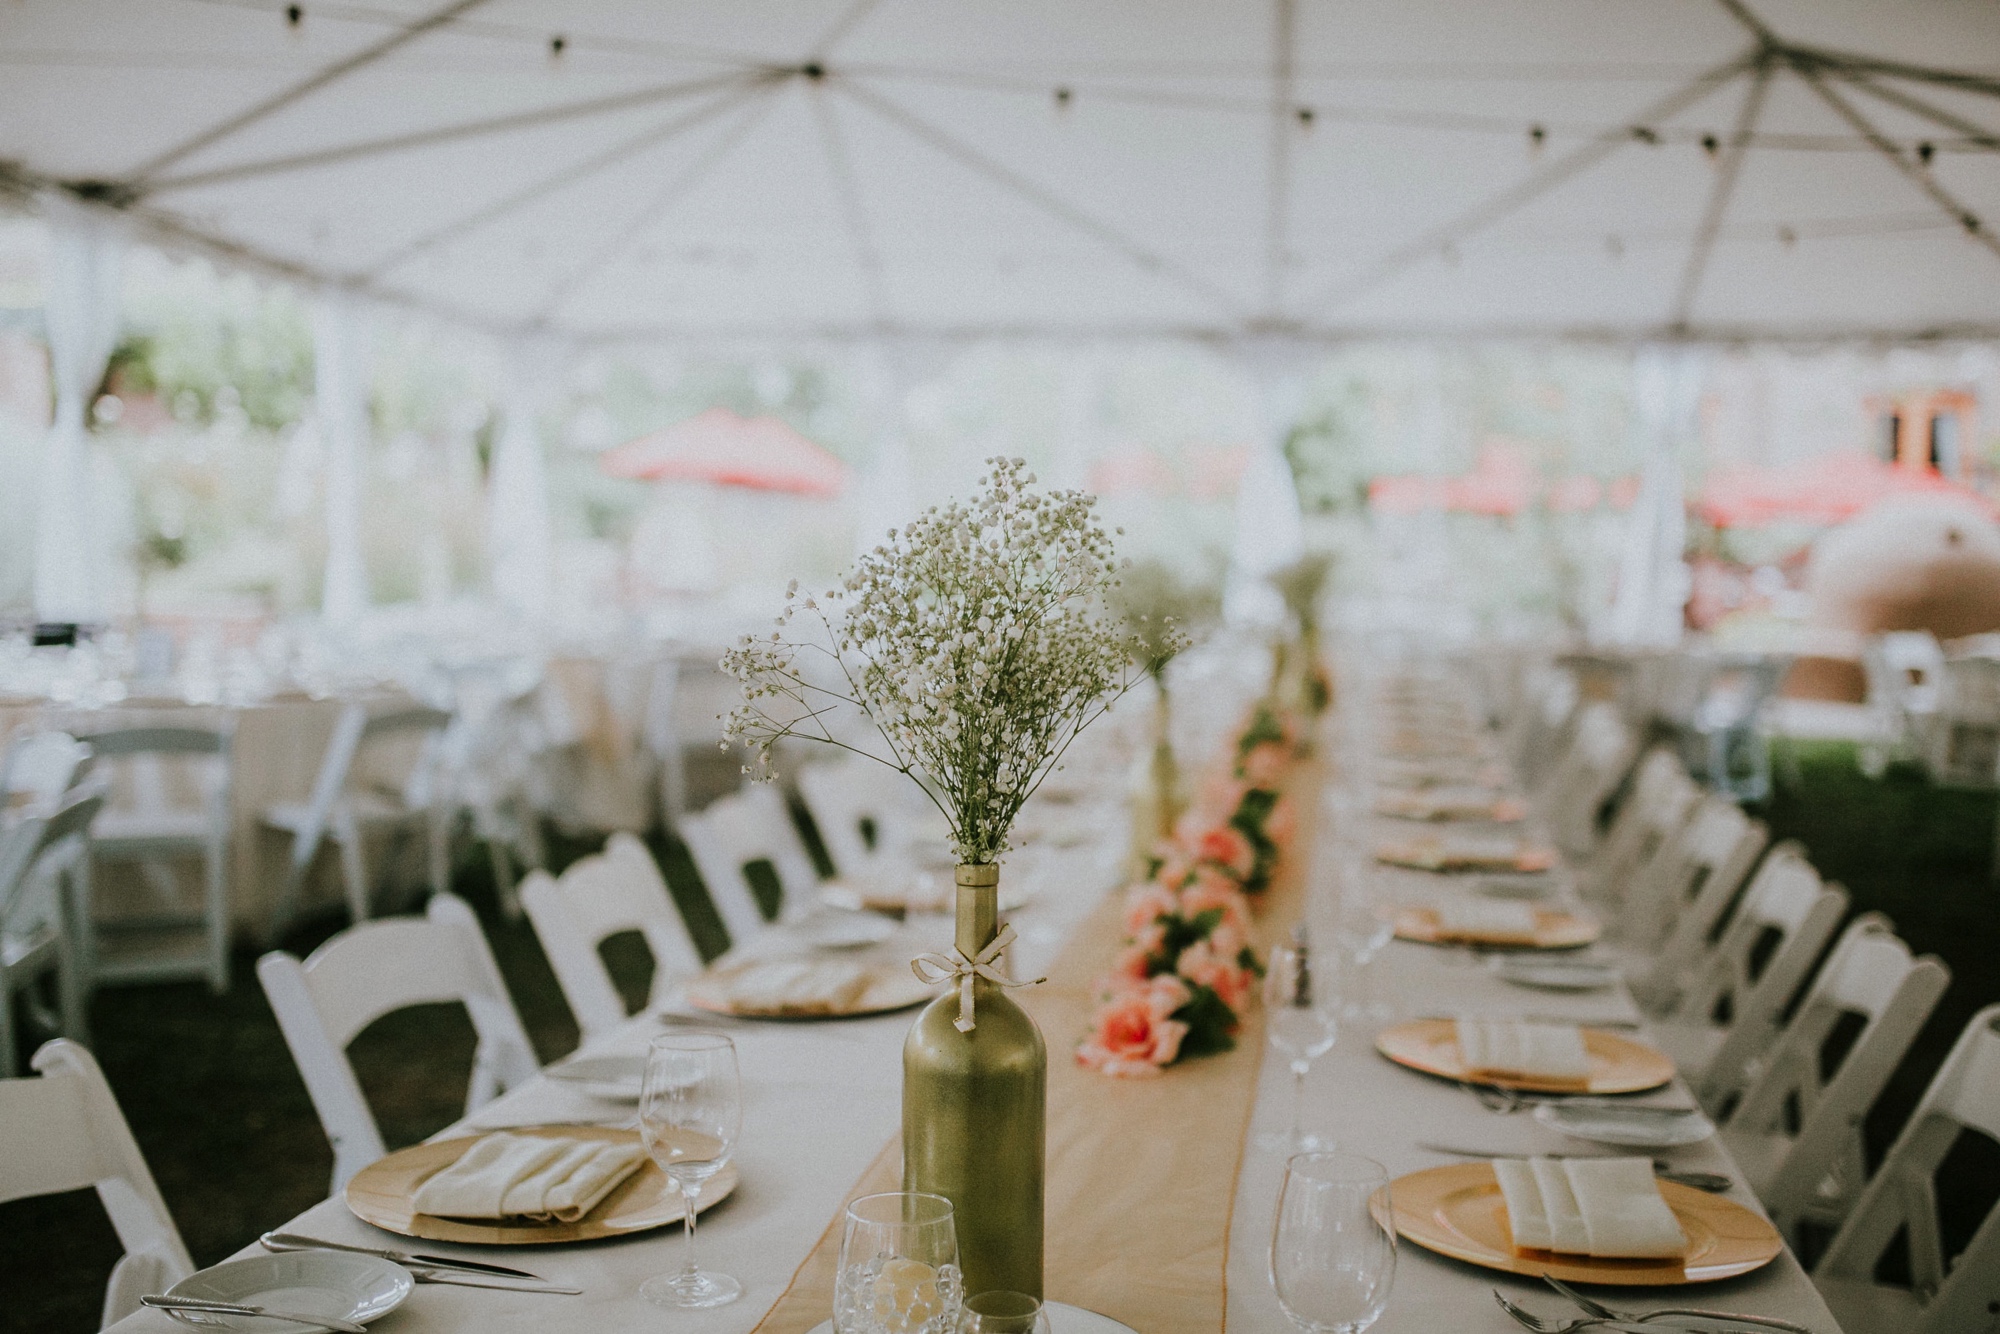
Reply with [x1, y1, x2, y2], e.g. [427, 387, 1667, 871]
[722, 457, 1137, 865]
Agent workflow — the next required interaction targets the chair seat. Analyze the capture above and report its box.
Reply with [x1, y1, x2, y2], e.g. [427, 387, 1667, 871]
[263, 792, 416, 834]
[1812, 1274, 1922, 1334]
[93, 809, 215, 850]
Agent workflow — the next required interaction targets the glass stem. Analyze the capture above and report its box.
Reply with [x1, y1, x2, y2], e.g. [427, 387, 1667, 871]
[1291, 1059, 1309, 1143]
[678, 1179, 701, 1283]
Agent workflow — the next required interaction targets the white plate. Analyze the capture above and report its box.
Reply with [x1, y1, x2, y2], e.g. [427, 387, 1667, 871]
[1475, 873, 1555, 900]
[544, 1053, 644, 1101]
[806, 1300, 1135, 1334]
[1492, 956, 1621, 992]
[1533, 1098, 1718, 1148]
[165, 1252, 412, 1331]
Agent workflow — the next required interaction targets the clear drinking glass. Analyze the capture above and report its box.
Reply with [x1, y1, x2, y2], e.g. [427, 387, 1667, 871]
[1260, 941, 1339, 1153]
[960, 1290, 1051, 1334]
[1270, 1152, 1397, 1334]
[835, 1191, 963, 1334]
[637, 1032, 742, 1309]
[1331, 854, 1395, 1022]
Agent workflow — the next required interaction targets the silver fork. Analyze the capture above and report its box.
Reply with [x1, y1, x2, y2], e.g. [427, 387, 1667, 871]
[1542, 1274, 1816, 1333]
[1492, 1289, 1653, 1333]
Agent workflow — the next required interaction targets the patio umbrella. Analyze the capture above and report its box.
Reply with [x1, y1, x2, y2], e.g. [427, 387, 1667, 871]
[598, 407, 848, 497]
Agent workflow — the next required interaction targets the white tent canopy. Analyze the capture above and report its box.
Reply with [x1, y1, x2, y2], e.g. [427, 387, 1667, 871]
[3, 0, 1999, 344]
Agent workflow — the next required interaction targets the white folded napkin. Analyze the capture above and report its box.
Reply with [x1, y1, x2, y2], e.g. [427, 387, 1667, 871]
[1454, 1019, 1590, 1082]
[1435, 900, 1540, 941]
[413, 1132, 646, 1222]
[716, 958, 872, 1012]
[1494, 1155, 1686, 1258]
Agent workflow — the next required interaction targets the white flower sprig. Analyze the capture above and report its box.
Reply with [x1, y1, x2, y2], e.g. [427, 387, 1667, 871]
[722, 457, 1137, 865]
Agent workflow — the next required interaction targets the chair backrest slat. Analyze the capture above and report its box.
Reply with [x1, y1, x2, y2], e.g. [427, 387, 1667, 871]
[679, 784, 818, 950]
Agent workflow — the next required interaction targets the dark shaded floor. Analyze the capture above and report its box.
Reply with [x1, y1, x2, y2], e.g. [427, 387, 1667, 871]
[6, 745, 1997, 1330]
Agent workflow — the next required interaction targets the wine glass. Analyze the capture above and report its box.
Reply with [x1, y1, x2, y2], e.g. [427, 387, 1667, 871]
[1331, 854, 1395, 1022]
[637, 1032, 742, 1309]
[1259, 940, 1338, 1153]
[1270, 1152, 1397, 1334]
[960, 1290, 1051, 1334]
[835, 1191, 963, 1334]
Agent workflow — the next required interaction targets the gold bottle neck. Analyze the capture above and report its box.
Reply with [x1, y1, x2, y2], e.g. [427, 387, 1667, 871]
[954, 864, 999, 958]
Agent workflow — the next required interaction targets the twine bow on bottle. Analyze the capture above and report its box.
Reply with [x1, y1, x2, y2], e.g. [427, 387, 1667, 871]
[910, 924, 1045, 1032]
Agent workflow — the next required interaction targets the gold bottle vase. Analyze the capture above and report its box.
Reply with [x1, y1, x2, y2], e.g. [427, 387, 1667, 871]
[902, 863, 1047, 1300]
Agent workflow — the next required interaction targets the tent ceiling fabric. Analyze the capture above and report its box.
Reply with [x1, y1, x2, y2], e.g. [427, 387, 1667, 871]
[3, 0, 1999, 342]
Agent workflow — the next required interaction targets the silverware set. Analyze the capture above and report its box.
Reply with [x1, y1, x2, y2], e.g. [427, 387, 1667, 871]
[1458, 1083, 1696, 1116]
[258, 1232, 583, 1295]
[141, 1294, 370, 1332]
[1417, 1142, 1734, 1194]
[1494, 1275, 1817, 1333]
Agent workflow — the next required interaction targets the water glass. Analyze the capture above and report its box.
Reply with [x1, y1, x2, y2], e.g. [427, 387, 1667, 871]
[1260, 941, 1338, 1153]
[835, 1191, 963, 1334]
[959, 1290, 1051, 1334]
[638, 1032, 742, 1309]
[1270, 1152, 1396, 1334]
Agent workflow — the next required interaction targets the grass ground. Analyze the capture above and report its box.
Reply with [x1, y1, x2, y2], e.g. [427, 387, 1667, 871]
[4, 745, 1995, 1330]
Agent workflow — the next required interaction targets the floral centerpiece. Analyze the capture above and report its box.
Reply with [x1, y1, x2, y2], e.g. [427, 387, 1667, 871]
[1268, 551, 1336, 719]
[1108, 559, 1217, 861]
[721, 456, 1143, 1300]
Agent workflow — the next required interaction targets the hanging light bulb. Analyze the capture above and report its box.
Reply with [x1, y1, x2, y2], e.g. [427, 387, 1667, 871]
[1701, 134, 1719, 158]
[1778, 225, 1797, 249]
[1528, 123, 1547, 155]
[1917, 141, 1935, 166]
[1295, 105, 1315, 131]
[548, 33, 567, 62]
[1053, 85, 1074, 113]
[285, 4, 303, 30]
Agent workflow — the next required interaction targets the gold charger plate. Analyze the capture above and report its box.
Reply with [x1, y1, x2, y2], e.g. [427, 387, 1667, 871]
[345, 1124, 736, 1244]
[1393, 906, 1600, 950]
[682, 956, 934, 1020]
[1375, 841, 1557, 875]
[1387, 1161, 1781, 1285]
[1376, 1018, 1673, 1094]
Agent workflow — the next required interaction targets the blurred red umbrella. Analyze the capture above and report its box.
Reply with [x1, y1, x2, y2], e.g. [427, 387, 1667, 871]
[599, 406, 848, 496]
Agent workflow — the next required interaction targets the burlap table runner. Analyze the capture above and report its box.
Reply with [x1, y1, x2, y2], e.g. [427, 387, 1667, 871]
[755, 769, 1315, 1333]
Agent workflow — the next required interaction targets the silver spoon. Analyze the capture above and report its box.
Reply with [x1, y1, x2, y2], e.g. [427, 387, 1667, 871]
[1543, 1275, 1817, 1333]
[141, 1294, 369, 1333]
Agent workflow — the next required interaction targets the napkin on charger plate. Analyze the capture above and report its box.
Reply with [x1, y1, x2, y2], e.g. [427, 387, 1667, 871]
[1374, 835, 1555, 874]
[1492, 1155, 1687, 1258]
[709, 957, 874, 1013]
[412, 1132, 646, 1221]
[1434, 900, 1541, 943]
[1455, 1018, 1590, 1082]
[1375, 789, 1526, 823]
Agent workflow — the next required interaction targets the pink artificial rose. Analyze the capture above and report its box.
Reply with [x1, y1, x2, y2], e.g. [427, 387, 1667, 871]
[1112, 923, 1167, 982]
[1076, 976, 1192, 1078]
[1122, 883, 1181, 937]
[1177, 870, 1251, 936]
[1187, 773, 1249, 826]
[1176, 937, 1252, 1016]
[1263, 793, 1298, 851]
[1240, 740, 1290, 789]
[1195, 823, 1256, 881]
[1150, 845, 1196, 891]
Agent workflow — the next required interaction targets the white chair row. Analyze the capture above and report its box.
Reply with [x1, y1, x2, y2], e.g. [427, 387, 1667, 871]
[0, 789, 102, 1075]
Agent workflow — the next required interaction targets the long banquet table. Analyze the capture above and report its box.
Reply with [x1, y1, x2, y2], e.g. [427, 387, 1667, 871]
[107, 667, 1845, 1334]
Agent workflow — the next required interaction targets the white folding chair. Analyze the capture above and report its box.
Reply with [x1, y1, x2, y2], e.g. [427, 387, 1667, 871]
[1536, 702, 1638, 859]
[257, 891, 537, 1191]
[522, 833, 703, 1040]
[1649, 844, 1849, 1098]
[678, 784, 819, 951]
[1506, 667, 1580, 785]
[1576, 748, 1696, 904]
[74, 722, 234, 993]
[1, 790, 101, 1075]
[1627, 797, 1770, 1006]
[0, 1039, 193, 1329]
[1859, 631, 1945, 776]
[1814, 1004, 2000, 1334]
[263, 702, 454, 932]
[1719, 917, 1951, 1247]
[795, 759, 925, 882]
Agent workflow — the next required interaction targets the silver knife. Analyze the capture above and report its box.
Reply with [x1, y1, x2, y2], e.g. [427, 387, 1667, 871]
[410, 1269, 582, 1296]
[261, 1231, 550, 1282]
[142, 1294, 369, 1332]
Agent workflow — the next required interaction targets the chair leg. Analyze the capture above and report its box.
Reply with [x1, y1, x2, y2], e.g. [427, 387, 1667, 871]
[0, 980, 16, 1077]
[60, 862, 93, 1047]
[334, 815, 371, 923]
[488, 839, 521, 921]
[427, 809, 451, 901]
[205, 841, 230, 994]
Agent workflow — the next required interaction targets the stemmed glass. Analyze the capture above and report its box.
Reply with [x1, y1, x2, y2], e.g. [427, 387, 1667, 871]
[1260, 939, 1339, 1153]
[960, 1291, 1051, 1334]
[638, 1032, 742, 1309]
[1270, 1152, 1397, 1334]
[835, 1191, 963, 1334]
[1331, 853, 1394, 1023]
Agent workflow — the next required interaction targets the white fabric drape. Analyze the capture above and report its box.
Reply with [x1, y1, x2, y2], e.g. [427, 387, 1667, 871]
[1226, 344, 1308, 626]
[486, 339, 558, 620]
[33, 193, 123, 623]
[313, 290, 371, 624]
[1607, 347, 1699, 646]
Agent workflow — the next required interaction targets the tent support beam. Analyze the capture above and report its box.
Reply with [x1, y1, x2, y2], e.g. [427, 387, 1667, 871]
[1833, 73, 2000, 151]
[142, 70, 754, 195]
[1304, 49, 1757, 317]
[1262, 0, 1298, 320]
[812, 85, 897, 332]
[530, 84, 788, 327]
[1670, 57, 1773, 332]
[123, 0, 492, 186]
[364, 74, 777, 278]
[835, 79, 1247, 321]
[1788, 58, 2000, 262]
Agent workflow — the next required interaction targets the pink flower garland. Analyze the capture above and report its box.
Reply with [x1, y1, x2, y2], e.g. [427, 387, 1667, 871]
[1078, 702, 1307, 1077]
